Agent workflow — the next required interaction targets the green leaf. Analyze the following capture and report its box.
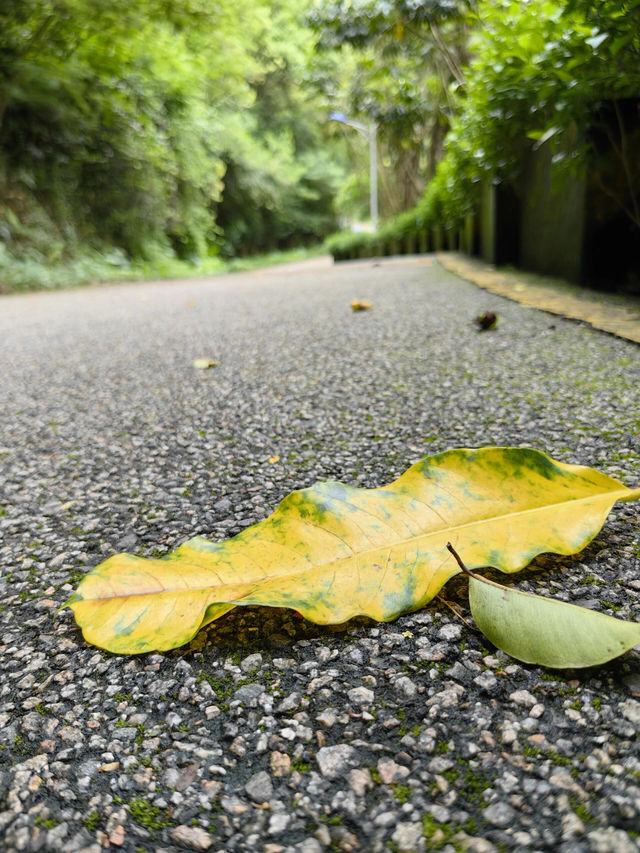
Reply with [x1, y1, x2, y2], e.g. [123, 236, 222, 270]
[467, 572, 640, 669]
[62, 448, 640, 654]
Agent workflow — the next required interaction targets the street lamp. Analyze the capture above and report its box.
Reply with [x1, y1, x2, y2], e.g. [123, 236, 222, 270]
[330, 111, 378, 230]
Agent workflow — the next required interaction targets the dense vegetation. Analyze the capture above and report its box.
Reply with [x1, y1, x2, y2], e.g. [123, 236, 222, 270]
[1, 0, 638, 291]
[325, 0, 640, 265]
[0, 0, 346, 289]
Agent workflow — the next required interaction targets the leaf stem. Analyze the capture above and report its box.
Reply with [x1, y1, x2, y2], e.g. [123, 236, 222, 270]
[446, 542, 475, 577]
[436, 594, 475, 630]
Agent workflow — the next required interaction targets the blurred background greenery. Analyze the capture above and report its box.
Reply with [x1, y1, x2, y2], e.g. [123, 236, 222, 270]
[1, 0, 638, 292]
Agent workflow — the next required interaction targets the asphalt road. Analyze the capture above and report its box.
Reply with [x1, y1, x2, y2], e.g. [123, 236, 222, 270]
[1, 256, 639, 853]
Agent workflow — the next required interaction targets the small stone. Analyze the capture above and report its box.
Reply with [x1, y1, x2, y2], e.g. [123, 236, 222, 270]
[348, 686, 374, 705]
[165, 712, 182, 729]
[426, 684, 464, 707]
[163, 768, 181, 788]
[108, 825, 125, 847]
[428, 756, 454, 773]
[296, 839, 323, 853]
[455, 835, 496, 853]
[230, 736, 247, 757]
[221, 795, 248, 815]
[234, 683, 265, 703]
[316, 745, 356, 779]
[245, 770, 273, 803]
[240, 653, 263, 673]
[348, 768, 374, 796]
[314, 824, 331, 846]
[620, 699, 640, 725]
[279, 726, 296, 740]
[587, 827, 637, 853]
[268, 813, 291, 835]
[482, 801, 515, 828]
[374, 811, 398, 827]
[428, 806, 450, 823]
[479, 730, 495, 747]
[377, 758, 410, 784]
[473, 672, 497, 691]
[445, 662, 472, 683]
[270, 751, 291, 777]
[394, 676, 417, 699]
[437, 623, 462, 641]
[116, 532, 137, 551]
[316, 710, 337, 727]
[169, 825, 213, 850]
[561, 811, 585, 838]
[276, 692, 301, 713]
[509, 689, 537, 707]
[391, 821, 425, 852]
[549, 770, 582, 793]
[176, 764, 199, 791]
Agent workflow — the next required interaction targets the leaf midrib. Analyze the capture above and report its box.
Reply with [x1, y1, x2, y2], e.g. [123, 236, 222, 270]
[80, 485, 639, 602]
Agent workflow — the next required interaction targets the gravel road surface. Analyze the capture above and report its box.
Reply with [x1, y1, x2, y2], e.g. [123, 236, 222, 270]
[1, 256, 639, 853]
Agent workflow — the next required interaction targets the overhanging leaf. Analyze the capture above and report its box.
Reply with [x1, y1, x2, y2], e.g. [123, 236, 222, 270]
[62, 448, 640, 654]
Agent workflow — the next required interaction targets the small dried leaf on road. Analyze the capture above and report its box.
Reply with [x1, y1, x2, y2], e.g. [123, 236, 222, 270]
[475, 311, 498, 330]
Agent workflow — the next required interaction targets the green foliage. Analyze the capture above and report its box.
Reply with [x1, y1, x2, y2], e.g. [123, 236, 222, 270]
[129, 797, 171, 832]
[309, 0, 471, 218]
[327, 0, 640, 260]
[3, 0, 638, 283]
[0, 0, 343, 279]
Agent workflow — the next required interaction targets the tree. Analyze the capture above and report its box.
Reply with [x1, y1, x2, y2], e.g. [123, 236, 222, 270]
[0, 0, 343, 267]
[308, 0, 472, 217]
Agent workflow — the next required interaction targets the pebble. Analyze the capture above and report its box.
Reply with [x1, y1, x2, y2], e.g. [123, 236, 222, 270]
[620, 699, 640, 725]
[391, 821, 426, 852]
[509, 690, 537, 707]
[473, 672, 497, 691]
[482, 802, 516, 827]
[245, 771, 273, 803]
[169, 825, 213, 850]
[377, 758, 410, 784]
[348, 686, 374, 705]
[316, 745, 357, 779]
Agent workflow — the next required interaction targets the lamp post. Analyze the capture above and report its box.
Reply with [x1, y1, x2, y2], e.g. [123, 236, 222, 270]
[330, 111, 378, 230]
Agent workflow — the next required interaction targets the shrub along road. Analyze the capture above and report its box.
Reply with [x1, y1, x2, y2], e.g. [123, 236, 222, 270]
[1, 256, 639, 852]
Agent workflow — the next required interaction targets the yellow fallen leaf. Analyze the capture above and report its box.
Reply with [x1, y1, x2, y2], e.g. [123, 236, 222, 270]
[62, 448, 640, 654]
[268, 455, 280, 464]
[351, 300, 372, 311]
